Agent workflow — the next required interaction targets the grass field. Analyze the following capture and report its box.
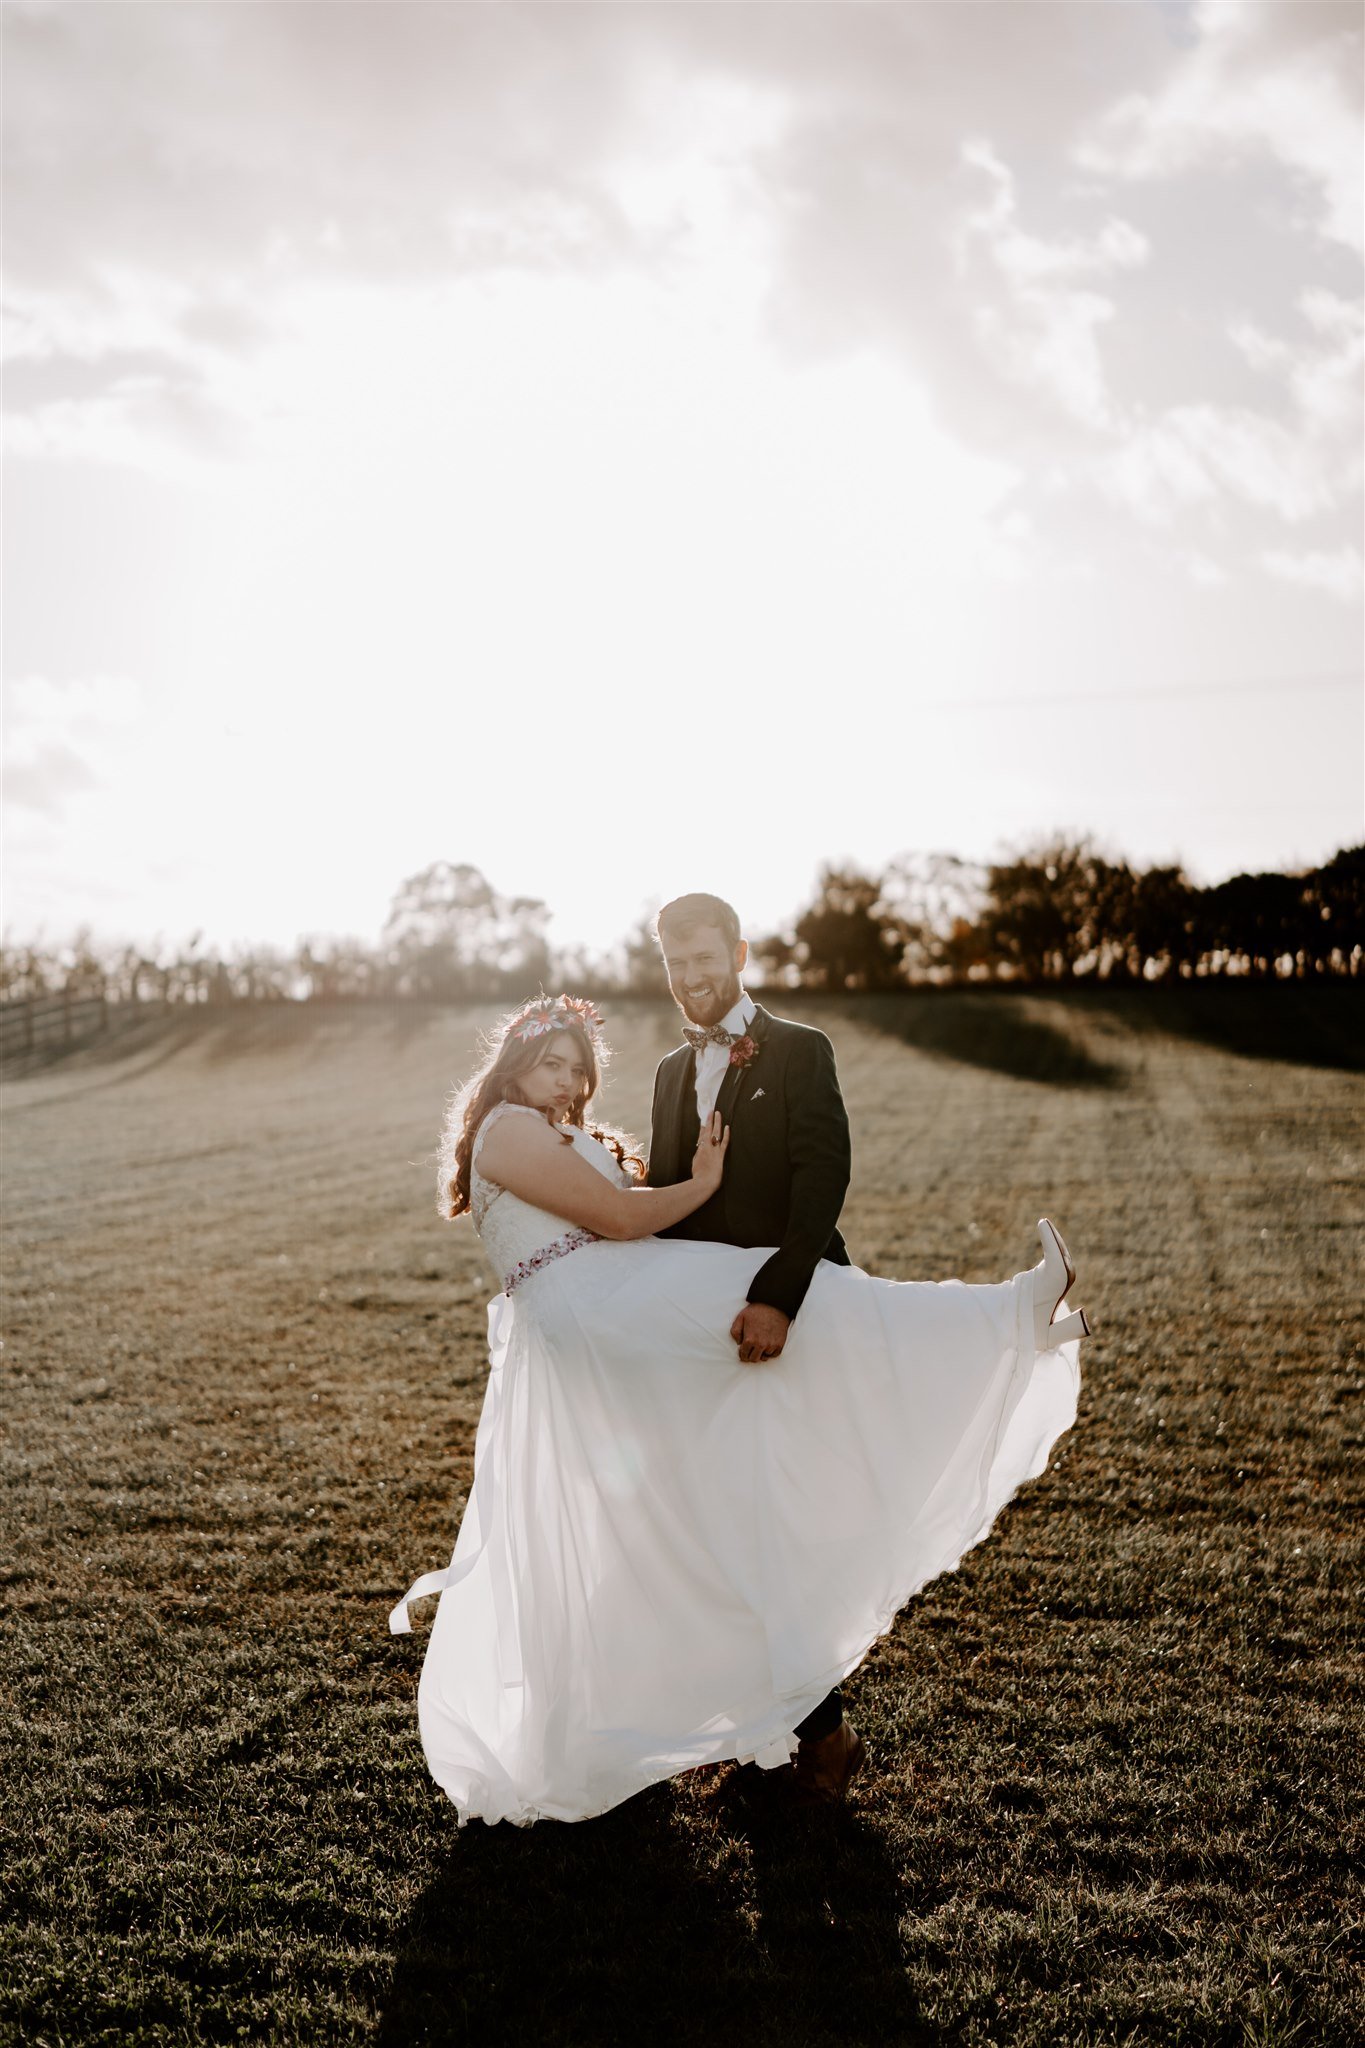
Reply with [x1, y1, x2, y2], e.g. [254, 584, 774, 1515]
[3, 988, 1361, 2047]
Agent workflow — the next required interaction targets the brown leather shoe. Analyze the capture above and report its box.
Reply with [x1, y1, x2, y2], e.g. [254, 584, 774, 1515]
[791, 1718, 866, 1807]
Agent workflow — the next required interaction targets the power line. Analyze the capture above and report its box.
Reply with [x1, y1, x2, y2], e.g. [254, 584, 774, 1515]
[914, 672, 1361, 713]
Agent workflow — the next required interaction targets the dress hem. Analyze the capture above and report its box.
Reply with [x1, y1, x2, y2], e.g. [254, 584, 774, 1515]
[425, 1325, 1077, 1830]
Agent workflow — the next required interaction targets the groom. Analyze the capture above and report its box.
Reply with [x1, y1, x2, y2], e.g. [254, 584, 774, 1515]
[646, 891, 865, 1805]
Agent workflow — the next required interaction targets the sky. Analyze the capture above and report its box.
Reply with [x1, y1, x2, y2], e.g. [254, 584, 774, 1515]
[4, 0, 1362, 963]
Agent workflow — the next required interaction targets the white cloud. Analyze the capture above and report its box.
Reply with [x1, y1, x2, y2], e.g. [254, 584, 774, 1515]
[1260, 545, 1363, 602]
[7, 674, 143, 724]
[3, 674, 145, 813]
[951, 139, 1150, 431]
[3, 2, 1360, 946]
[1232, 288, 1363, 432]
[1184, 551, 1227, 587]
[4, 386, 222, 479]
[3, 268, 201, 367]
[1290, 290, 1364, 437]
[1099, 401, 1346, 525]
[956, 142, 1151, 287]
[1228, 317, 1291, 375]
[1098, 280, 1361, 529]
[971, 287, 1117, 432]
[3, 264, 275, 478]
[1076, 0, 1363, 255]
[8, 7, 1357, 544]
[3, 738, 102, 813]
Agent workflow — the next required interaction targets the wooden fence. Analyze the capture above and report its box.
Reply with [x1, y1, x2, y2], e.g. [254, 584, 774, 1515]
[0, 990, 111, 1059]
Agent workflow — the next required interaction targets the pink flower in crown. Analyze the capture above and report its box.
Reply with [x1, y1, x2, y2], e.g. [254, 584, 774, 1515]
[728, 1035, 758, 1069]
[509, 994, 605, 1045]
[557, 994, 605, 1037]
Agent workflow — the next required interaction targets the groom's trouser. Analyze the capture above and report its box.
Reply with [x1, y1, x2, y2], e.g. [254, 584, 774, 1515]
[794, 1687, 844, 1742]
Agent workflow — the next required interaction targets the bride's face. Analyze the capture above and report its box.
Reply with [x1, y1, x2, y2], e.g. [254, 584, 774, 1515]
[660, 924, 747, 1027]
[514, 1032, 589, 1119]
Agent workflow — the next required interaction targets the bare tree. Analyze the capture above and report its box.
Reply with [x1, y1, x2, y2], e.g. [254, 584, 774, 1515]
[382, 862, 551, 998]
[880, 852, 989, 983]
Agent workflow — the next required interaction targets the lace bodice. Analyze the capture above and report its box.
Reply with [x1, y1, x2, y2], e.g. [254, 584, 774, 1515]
[470, 1102, 630, 1283]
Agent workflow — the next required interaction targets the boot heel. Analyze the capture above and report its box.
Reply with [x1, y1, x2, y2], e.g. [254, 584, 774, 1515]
[1041, 1307, 1090, 1348]
[1033, 1217, 1082, 1349]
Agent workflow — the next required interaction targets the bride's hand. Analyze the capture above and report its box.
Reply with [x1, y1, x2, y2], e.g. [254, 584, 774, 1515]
[690, 1112, 730, 1197]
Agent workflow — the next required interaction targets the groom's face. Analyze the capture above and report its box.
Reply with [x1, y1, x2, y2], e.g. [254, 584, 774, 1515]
[659, 922, 748, 1028]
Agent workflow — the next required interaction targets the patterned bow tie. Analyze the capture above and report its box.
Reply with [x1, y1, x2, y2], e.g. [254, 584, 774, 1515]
[682, 1023, 738, 1051]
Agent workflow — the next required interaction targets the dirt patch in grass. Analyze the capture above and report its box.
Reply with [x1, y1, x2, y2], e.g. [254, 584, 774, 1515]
[3, 996, 1361, 2045]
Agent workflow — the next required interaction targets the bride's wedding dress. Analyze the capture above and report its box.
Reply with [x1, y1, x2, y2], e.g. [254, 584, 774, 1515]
[391, 1101, 1080, 1827]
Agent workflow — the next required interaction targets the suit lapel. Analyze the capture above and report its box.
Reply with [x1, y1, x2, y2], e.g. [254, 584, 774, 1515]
[658, 1047, 698, 1180]
[713, 1004, 771, 1127]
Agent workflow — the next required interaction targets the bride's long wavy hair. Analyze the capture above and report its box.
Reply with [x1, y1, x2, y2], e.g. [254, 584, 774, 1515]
[437, 997, 644, 1221]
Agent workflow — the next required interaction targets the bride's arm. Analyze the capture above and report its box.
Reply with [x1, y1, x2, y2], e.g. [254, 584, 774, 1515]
[477, 1113, 729, 1241]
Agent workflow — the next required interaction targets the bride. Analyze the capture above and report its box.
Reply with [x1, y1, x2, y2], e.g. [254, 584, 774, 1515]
[390, 994, 1086, 1829]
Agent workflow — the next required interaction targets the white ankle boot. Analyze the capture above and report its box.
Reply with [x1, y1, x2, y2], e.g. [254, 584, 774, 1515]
[1033, 1218, 1091, 1349]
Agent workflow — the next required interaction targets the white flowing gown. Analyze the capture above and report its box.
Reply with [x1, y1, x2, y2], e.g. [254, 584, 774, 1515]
[391, 1101, 1080, 1827]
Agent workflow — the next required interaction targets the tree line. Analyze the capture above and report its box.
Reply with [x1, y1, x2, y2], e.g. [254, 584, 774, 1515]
[766, 841, 1364, 988]
[2, 843, 1360, 1008]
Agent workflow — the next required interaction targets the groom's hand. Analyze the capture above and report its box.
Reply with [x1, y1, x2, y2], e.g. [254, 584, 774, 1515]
[730, 1302, 790, 1365]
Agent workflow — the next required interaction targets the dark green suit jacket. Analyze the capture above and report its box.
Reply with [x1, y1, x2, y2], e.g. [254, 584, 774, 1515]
[647, 1003, 851, 1319]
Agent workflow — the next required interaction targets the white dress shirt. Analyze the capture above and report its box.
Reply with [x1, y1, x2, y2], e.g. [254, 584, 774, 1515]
[694, 988, 757, 1126]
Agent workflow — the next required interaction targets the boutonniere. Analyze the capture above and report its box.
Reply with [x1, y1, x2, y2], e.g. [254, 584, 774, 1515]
[728, 1035, 759, 1069]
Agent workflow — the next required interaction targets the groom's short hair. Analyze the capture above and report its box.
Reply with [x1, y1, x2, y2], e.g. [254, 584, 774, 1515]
[655, 894, 741, 948]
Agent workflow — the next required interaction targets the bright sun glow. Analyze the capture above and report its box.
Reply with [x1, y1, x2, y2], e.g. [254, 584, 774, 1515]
[5, 6, 1361, 959]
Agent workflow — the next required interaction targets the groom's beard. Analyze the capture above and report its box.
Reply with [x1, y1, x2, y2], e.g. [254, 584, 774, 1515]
[674, 969, 742, 1029]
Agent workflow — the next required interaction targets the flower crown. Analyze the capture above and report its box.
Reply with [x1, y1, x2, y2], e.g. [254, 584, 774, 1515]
[506, 994, 606, 1046]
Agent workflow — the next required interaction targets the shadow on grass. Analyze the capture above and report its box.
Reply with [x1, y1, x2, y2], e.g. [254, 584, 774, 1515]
[1082, 980, 1365, 1073]
[191, 999, 482, 1067]
[0, 1014, 210, 1103]
[846, 992, 1126, 1092]
[197, 1001, 351, 1065]
[13, 999, 448, 1074]
[1, 1003, 324, 1080]
[377, 1777, 940, 2048]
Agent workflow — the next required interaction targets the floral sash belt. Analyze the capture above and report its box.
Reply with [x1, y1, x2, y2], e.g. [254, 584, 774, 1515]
[503, 1227, 601, 1296]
